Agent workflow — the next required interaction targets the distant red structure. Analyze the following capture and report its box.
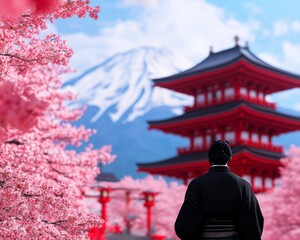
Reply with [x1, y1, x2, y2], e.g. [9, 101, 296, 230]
[87, 187, 111, 240]
[142, 191, 158, 237]
[138, 37, 300, 192]
[87, 188, 166, 240]
[86, 173, 166, 240]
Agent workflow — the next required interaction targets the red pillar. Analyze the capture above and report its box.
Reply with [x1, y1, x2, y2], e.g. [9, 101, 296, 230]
[258, 130, 262, 146]
[204, 91, 208, 106]
[220, 128, 225, 141]
[202, 132, 207, 150]
[257, 85, 261, 103]
[268, 134, 272, 146]
[221, 84, 225, 102]
[249, 128, 253, 145]
[98, 187, 111, 240]
[234, 80, 240, 99]
[246, 83, 251, 100]
[195, 88, 199, 107]
[272, 176, 276, 188]
[101, 203, 107, 226]
[250, 171, 255, 191]
[183, 177, 188, 185]
[262, 175, 266, 192]
[190, 133, 195, 151]
[142, 191, 157, 237]
[124, 191, 131, 234]
[235, 124, 241, 145]
[147, 206, 151, 236]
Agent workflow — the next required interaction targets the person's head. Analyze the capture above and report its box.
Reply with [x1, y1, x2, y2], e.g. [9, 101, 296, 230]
[208, 140, 232, 165]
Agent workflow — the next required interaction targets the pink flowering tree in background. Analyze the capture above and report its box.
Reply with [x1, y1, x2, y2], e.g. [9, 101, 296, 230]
[257, 145, 300, 240]
[0, 1, 117, 239]
[87, 175, 186, 239]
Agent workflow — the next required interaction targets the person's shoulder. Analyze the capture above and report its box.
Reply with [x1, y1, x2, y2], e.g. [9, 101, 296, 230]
[195, 171, 210, 179]
[229, 171, 251, 187]
[229, 173, 256, 198]
[190, 172, 210, 185]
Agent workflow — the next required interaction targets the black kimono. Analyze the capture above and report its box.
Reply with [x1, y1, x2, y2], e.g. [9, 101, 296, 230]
[175, 166, 264, 240]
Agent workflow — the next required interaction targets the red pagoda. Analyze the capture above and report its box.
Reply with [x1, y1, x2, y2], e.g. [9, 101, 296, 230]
[137, 37, 300, 193]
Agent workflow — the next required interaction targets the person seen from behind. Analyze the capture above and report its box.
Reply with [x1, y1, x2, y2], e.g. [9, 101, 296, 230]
[174, 140, 264, 240]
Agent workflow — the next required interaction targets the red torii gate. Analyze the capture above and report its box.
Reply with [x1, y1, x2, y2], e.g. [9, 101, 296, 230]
[85, 186, 166, 240]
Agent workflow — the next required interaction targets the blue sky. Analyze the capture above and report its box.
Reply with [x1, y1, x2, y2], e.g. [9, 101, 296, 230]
[52, 0, 300, 111]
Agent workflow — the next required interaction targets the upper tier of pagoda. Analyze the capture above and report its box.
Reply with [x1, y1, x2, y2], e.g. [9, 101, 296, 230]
[154, 43, 300, 96]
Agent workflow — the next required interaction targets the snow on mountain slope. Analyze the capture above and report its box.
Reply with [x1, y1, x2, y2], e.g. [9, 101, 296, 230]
[64, 47, 193, 122]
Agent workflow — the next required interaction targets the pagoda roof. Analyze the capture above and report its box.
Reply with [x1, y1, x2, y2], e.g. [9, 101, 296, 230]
[148, 100, 300, 127]
[154, 45, 300, 84]
[137, 145, 283, 170]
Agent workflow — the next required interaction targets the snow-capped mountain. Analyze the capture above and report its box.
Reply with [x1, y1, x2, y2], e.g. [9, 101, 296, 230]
[64, 47, 193, 123]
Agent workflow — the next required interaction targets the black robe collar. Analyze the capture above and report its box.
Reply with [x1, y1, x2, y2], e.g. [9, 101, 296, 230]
[209, 165, 231, 172]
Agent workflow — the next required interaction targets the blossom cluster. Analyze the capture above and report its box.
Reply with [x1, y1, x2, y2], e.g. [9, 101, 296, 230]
[0, 0, 99, 133]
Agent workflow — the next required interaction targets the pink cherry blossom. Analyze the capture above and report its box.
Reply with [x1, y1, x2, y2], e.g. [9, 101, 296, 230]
[0, 1, 99, 133]
[258, 145, 300, 240]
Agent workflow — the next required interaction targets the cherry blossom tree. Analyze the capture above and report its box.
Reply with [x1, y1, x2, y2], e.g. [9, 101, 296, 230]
[0, 66, 115, 239]
[0, 0, 99, 133]
[0, 1, 117, 239]
[258, 145, 300, 240]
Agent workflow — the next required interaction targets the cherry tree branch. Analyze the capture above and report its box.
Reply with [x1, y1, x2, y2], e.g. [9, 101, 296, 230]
[21, 192, 41, 198]
[0, 53, 38, 63]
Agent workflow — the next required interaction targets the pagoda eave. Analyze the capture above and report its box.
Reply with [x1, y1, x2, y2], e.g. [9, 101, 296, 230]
[138, 149, 282, 179]
[149, 105, 300, 136]
[155, 60, 300, 96]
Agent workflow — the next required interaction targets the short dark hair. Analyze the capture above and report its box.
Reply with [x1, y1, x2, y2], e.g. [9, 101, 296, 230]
[208, 140, 232, 165]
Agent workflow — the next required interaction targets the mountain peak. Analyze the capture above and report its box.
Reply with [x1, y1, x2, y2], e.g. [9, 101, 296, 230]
[64, 47, 193, 122]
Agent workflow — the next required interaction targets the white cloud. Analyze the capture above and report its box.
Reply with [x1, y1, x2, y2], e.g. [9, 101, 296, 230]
[281, 41, 300, 72]
[259, 41, 300, 74]
[294, 101, 300, 111]
[273, 20, 289, 36]
[291, 21, 300, 33]
[244, 2, 262, 15]
[261, 29, 271, 38]
[259, 42, 300, 112]
[61, 0, 259, 74]
[258, 52, 282, 68]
